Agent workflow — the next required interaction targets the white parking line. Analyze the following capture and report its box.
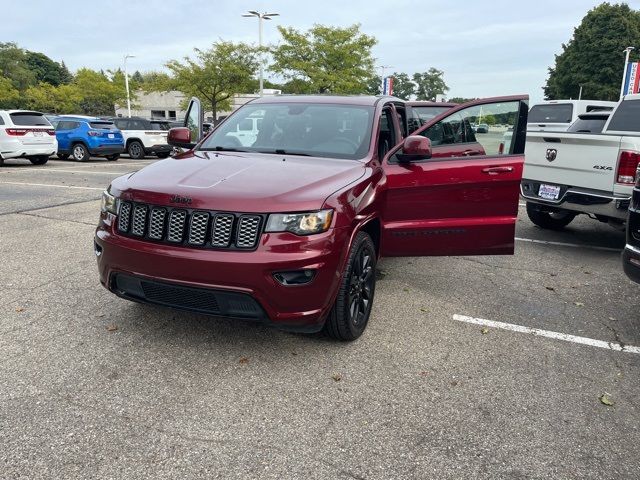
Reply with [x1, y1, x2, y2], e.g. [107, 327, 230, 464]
[515, 237, 620, 252]
[453, 314, 640, 354]
[0, 181, 104, 191]
[2, 169, 134, 176]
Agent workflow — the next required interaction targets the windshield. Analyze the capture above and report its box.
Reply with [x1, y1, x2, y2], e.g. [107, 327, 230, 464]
[200, 103, 374, 160]
[528, 104, 573, 124]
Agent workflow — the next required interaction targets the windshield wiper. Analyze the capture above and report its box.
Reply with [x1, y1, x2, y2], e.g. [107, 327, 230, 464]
[258, 149, 311, 157]
[201, 146, 250, 152]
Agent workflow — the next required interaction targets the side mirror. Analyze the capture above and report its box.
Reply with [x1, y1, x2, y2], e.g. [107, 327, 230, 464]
[167, 127, 194, 149]
[397, 135, 432, 163]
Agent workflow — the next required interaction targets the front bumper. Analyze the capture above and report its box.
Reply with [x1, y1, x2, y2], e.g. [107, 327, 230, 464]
[521, 180, 630, 221]
[95, 213, 350, 331]
[623, 245, 640, 284]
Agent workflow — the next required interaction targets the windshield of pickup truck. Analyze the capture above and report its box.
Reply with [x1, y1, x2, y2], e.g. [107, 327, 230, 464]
[528, 104, 573, 124]
[200, 103, 374, 160]
[607, 99, 640, 132]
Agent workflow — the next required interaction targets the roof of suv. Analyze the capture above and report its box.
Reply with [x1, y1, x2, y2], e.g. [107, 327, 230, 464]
[249, 95, 400, 106]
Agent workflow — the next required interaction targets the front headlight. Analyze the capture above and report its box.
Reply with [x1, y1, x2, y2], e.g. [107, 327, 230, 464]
[100, 188, 118, 214]
[265, 209, 334, 235]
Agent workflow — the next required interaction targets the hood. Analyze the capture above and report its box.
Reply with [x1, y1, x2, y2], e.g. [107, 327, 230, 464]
[111, 150, 365, 212]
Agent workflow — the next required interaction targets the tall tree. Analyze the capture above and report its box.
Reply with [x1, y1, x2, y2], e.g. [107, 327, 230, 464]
[391, 72, 415, 100]
[0, 77, 22, 108]
[59, 60, 73, 84]
[0, 42, 36, 91]
[364, 74, 382, 95]
[413, 68, 449, 101]
[25, 51, 65, 86]
[545, 3, 640, 100]
[73, 68, 124, 115]
[271, 24, 376, 94]
[164, 41, 260, 119]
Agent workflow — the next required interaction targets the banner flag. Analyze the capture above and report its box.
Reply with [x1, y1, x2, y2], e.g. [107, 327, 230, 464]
[382, 76, 394, 96]
[623, 62, 640, 95]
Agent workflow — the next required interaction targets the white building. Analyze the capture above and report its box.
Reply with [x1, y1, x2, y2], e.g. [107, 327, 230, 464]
[115, 89, 282, 121]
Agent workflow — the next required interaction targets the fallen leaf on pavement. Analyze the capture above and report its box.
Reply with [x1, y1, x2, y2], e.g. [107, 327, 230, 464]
[15, 307, 25, 313]
[599, 393, 614, 406]
[106, 324, 118, 332]
[481, 328, 489, 335]
[574, 302, 585, 307]
[331, 373, 342, 382]
[239, 357, 249, 364]
[420, 308, 428, 313]
[545, 286, 555, 292]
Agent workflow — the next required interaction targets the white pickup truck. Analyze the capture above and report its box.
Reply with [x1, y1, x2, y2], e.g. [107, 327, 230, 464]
[521, 94, 640, 230]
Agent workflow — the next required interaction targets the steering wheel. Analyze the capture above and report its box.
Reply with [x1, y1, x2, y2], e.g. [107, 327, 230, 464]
[332, 136, 360, 151]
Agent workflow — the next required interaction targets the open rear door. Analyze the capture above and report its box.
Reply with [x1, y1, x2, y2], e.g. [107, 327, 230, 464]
[381, 95, 529, 257]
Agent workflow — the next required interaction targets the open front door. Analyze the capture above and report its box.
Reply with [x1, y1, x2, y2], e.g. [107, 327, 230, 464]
[381, 95, 529, 257]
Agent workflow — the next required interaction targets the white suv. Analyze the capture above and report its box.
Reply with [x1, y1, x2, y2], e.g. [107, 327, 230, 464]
[110, 117, 172, 159]
[0, 110, 57, 165]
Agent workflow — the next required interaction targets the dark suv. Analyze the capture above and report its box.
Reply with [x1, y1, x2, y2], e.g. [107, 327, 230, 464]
[110, 117, 172, 159]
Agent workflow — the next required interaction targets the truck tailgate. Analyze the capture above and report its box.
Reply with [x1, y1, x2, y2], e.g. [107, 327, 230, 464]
[524, 132, 622, 192]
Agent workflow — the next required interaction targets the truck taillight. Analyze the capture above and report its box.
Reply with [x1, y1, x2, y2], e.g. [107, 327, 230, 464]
[6, 128, 28, 136]
[616, 151, 640, 185]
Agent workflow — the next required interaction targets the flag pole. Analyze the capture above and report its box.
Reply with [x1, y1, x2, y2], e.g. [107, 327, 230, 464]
[620, 47, 635, 99]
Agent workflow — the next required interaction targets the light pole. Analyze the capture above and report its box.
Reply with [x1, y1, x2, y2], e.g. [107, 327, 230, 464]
[620, 46, 635, 99]
[123, 54, 136, 117]
[243, 10, 279, 96]
[377, 65, 393, 94]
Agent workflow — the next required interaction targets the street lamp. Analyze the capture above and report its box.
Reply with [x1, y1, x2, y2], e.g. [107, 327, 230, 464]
[242, 10, 279, 96]
[123, 54, 136, 118]
[620, 47, 635, 99]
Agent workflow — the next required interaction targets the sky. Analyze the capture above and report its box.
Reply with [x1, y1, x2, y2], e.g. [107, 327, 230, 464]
[5, 0, 640, 103]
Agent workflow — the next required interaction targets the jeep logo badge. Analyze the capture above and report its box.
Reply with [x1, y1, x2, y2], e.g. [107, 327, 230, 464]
[170, 195, 192, 204]
[546, 149, 558, 162]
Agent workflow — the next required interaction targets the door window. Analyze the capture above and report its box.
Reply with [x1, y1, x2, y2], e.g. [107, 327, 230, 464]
[377, 108, 397, 159]
[416, 101, 522, 157]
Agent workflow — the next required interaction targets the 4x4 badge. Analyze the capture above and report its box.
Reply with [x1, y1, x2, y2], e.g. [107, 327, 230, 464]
[170, 195, 192, 204]
[546, 149, 558, 162]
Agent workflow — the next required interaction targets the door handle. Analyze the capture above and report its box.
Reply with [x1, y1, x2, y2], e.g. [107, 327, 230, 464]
[463, 150, 477, 156]
[482, 166, 514, 175]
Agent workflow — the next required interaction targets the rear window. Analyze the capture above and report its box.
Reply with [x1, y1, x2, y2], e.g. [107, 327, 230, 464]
[567, 116, 609, 134]
[607, 100, 640, 132]
[90, 121, 116, 130]
[528, 104, 574, 124]
[150, 122, 170, 131]
[10, 112, 51, 126]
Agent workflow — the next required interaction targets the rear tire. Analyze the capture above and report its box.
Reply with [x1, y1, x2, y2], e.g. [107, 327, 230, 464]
[29, 156, 49, 165]
[127, 140, 145, 159]
[106, 154, 120, 161]
[324, 231, 377, 341]
[156, 152, 171, 159]
[57, 153, 69, 160]
[526, 202, 576, 230]
[72, 143, 89, 162]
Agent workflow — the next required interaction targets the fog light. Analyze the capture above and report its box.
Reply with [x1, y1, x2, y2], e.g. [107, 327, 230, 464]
[273, 270, 316, 286]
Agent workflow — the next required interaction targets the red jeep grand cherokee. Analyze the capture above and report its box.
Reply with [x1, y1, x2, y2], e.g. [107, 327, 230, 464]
[95, 94, 528, 340]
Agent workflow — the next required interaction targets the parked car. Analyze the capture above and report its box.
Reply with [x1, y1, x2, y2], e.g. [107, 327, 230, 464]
[109, 117, 172, 159]
[527, 100, 616, 132]
[623, 173, 640, 284]
[53, 116, 124, 161]
[475, 123, 489, 133]
[521, 94, 640, 230]
[565, 111, 611, 133]
[0, 110, 57, 165]
[95, 94, 528, 341]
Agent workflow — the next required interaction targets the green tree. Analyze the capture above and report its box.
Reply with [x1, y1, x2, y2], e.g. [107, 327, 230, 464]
[0, 42, 36, 91]
[25, 51, 65, 86]
[24, 82, 82, 113]
[544, 2, 640, 100]
[131, 70, 144, 83]
[413, 68, 449, 101]
[59, 60, 73, 84]
[73, 68, 124, 116]
[271, 24, 377, 94]
[391, 72, 415, 99]
[482, 114, 497, 125]
[164, 41, 260, 119]
[449, 97, 477, 104]
[364, 75, 381, 95]
[0, 77, 22, 108]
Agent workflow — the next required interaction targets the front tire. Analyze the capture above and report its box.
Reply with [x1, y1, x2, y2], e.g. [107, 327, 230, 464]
[72, 143, 89, 162]
[29, 155, 49, 165]
[156, 152, 171, 159]
[127, 141, 145, 159]
[526, 202, 576, 230]
[324, 231, 377, 341]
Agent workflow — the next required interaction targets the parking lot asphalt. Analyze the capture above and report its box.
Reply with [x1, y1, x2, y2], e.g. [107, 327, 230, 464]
[1, 157, 639, 479]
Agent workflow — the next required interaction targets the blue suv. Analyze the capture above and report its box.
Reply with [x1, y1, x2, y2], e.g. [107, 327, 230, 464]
[52, 117, 125, 161]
